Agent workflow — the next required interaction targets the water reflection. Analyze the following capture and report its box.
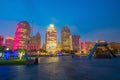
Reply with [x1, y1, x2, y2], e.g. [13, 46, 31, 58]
[30, 56, 72, 64]
[0, 65, 45, 79]
[45, 57, 60, 63]
[0, 56, 75, 80]
[38, 57, 60, 63]
[1, 57, 119, 80]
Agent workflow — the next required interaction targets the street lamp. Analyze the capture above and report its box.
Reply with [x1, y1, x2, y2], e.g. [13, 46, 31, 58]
[6, 48, 9, 51]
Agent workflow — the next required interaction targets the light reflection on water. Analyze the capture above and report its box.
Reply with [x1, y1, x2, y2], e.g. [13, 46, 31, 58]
[0, 57, 120, 80]
[2, 66, 42, 80]
[39, 56, 73, 63]
[31, 56, 75, 64]
[0, 57, 57, 79]
[0, 56, 78, 80]
[31, 57, 61, 63]
[43, 57, 60, 63]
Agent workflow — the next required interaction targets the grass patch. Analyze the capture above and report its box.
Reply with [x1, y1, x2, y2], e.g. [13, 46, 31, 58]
[0, 59, 26, 65]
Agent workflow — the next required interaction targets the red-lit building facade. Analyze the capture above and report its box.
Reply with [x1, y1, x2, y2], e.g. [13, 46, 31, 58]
[13, 21, 31, 50]
[70, 35, 80, 51]
[0, 35, 3, 46]
[81, 41, 95, 54]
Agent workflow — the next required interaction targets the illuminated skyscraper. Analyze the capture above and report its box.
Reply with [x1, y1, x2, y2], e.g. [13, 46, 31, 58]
[27, 32, 41, 51]
[13, 21, 31, 50]
[46, 24, 57, 54]
[61, 26, 71, 51]
[5, 36, 14, 49]
[36, 32, 41, 48]
[70, 35, 80, 51]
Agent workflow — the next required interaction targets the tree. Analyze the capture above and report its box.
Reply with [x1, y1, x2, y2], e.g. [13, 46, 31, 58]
[18, 49, 27, 60]
[0, 46, 6, 52]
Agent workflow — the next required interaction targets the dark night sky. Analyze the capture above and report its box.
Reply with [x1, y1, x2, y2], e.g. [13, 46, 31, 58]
[0, 0, 120, 43]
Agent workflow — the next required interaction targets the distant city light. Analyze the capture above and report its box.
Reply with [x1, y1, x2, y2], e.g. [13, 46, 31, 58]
[96, 40, 106, 43]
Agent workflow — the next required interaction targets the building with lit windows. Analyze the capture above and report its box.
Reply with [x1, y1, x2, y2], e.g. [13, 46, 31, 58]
[61, 26, 71, 51]
[27, 32, 41, 51]
[45, 24, 57, 55]
[81, 41, 95, 54]
[13, 21, 31, 50]
[109, 42, 120, 54]
[0, 35, 3, 46]
[42, 43, 46, 50]
[70, 35, 80, 51]
[5, 36, 14, 49]
[56, 42, 62, 52]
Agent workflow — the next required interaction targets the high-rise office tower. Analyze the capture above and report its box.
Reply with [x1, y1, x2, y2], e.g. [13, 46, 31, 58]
[61, 26, 71, 51]
[0, 35, 3, 46]
[70, 35, 80, 51]
[46, 24, 57, 55]
[13, 21, 31, 50]
[27, 32, 41, 51]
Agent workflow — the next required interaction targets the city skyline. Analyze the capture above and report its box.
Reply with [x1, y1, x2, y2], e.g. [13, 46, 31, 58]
[0, 0, 120, 43]
[0, 1, 120, 79]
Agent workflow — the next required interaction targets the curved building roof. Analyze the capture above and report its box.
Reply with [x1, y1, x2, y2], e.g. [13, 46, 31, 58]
[17, 21, 31, 29]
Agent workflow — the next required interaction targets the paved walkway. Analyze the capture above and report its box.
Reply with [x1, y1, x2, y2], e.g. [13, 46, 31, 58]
[0, 56, 120, 80]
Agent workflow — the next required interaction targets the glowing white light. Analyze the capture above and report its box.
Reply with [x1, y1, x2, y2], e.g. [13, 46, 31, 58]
[49, 24, 54, 27]
[6, 48, 9, 51]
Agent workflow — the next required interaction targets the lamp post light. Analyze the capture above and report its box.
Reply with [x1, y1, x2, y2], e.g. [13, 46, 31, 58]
[4, 47, 10, 60]
[6, 48, 9, 51]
